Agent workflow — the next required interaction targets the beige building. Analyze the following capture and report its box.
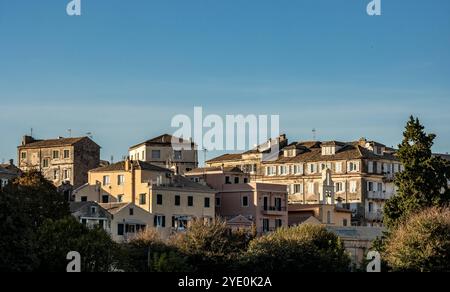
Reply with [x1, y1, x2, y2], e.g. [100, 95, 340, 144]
[17, 135, 100, 199]
[288, 204, 352, 227]
[207, 136, 401, 226]
[129, 134, 198, 175]
[186, 167, 288, 234]
[100, 202, 153, 243]
[73, 159, 215, 238]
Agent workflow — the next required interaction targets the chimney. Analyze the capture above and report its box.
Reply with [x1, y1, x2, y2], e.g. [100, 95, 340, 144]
[22, 135, 35, 146]
[125, 158, 131, 171]
[9, 159, 13, 166]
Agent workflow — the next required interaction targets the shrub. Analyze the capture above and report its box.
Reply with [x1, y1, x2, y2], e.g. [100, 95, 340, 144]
[384, 206, 450, 272]
[244, 224, 351, 272]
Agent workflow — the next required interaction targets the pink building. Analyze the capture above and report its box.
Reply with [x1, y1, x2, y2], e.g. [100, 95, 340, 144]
[186, 167, 288, 233]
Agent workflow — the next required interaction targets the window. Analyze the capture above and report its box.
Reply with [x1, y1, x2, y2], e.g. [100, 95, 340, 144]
[225, 176, 231, 184]
[80, 196, 87, 202]
[242, 196, 249, 207]
[126, 224, 136, 233]
[266, 166, 276, 176]
[90, 206, 97, 214]
[327, 211, 332, 224]
[216, 197, 221, 207]
[368, 161, 374, 173]
[243, 177, 249, 183]
[367, 182, 374, 192]
[157, 194, 163, 205]
[81, 218, 87, 225]
[102, 195, 109, 203]
[103, 175, 110, 185]
[117, 175, 125, 185]
[368, 202, 374, 213]
[129, 208, 134, 216]
[350, 181, 357, 193]
[292, 184, 303, 194]
[204, 197, 210, 208]
[348, 162, 359, 172]
[377, 183, 383, 192]
[52, 150, 59, 159]
[309, 163, 317, 174]
[117, 194, 123, 203]
[139, 193, 146, 205]
[234, 177, 240, 184]
[152, 150, 161, 159]
[308, 182, 315, 194]
[43, 159, 49, 168]
[343, 219, 348, 227]
[63, 150, 70, 159]
[154, 215, 166, 228]
[142, 151, 145, 160]
[263, 219, 270, 233]
[263, 197, 268, 211]
[275, 219, 283, 228]
[279, 165, 287, 175]
[275, 198, 282, 211]
[188, 196, 194, 207]
[175, 195, 181, 206]
[294, 164, 303, 175]
[53, 169, 58, 180]
[63, 169, 70, 180]
[174, 151, 182, 160]
[21, 151, 27, 160]
[335, 162, 343, 173]
[118, 224, 124, 236]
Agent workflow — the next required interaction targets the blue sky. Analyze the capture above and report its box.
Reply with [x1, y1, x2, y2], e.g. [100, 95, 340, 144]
[1, 0, 450, 164]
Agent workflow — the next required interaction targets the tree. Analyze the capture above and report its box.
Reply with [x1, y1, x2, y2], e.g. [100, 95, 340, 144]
[0, 171, 70, 271]
[384, 116, 450, 228]
[383, 207, 450, 272]
[173, 219, 254, 272]
[244, 224, 351, 272]
[35, 217, 119, 272]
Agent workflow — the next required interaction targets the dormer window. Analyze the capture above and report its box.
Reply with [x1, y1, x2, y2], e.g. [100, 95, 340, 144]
[322, 146, 336, 156]
[284, 149, 297, 158]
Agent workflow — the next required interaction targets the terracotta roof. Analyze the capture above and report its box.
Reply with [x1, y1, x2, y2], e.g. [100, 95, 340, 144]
[185, 166, 243, 175]
[206, 153, 243, 163]
[129, 134, 195, 150]
[90, 160, 172, 173]
[18, 137, 99, 149]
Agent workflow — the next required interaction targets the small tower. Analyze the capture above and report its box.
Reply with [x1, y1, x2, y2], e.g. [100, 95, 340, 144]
[321, 168, 335, 205]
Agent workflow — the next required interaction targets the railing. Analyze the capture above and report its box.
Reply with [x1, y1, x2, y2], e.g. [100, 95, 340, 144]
[263, 206, 287, 212]
[365, 211, 383, 221]
[367, 191, 386, 200]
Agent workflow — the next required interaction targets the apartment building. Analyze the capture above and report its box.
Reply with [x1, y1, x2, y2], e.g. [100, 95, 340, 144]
[206, 136, 402, 226]
[129, 134, 198, 175]
[185, 167, 288, 234]
[73, 159, 215, 238]
[17, 135, 101, 198]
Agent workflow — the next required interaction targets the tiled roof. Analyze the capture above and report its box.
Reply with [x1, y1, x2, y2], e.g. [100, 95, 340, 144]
[19, 137, 98, 149]
[129, 134, 195, 150]
[99, 203, 130, 215]
[206, 153, 243, 163]
[90, 160, 172, 173]
[185, 166, 243, 175]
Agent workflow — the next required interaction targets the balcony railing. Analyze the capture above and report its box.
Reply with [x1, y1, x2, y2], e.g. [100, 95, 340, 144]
[262, 206, 287, 215]
[367, 191, 386, 200]
[365, 211, 383, 221]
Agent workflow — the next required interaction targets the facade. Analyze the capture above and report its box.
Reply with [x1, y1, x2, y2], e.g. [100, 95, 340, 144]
[185, 167, 288, 234]
[17, 135, 101, 197]
[0, 159, 21, 188]
[73, 159, 215, 238]
[288, 204, 352, 227]
[207, 136, 402, 226]
[69, 201, 112, 232]
[99, 202, 153, 243]
[129, 134, 198, 175]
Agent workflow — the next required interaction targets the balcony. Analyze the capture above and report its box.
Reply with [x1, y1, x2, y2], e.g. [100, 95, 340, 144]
[262, 206, 287, 216]
[367, 191, 386, 200]
[365, 211, 383, 221]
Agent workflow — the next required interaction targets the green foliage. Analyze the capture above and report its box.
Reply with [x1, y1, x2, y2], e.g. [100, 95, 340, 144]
[173, 219, 254, 272]
[383, 207, 450, 272]
[244, 224, 351, 272]
[384, 116, 450, 228]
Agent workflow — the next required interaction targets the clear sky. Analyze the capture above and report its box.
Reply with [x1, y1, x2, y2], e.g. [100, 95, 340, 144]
[1, 0, 449, 164]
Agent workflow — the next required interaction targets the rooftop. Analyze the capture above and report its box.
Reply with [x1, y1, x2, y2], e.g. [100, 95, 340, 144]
[18, 136, 100, 149]
[129, 134, 196, 150]
[90, 160, 172, 173]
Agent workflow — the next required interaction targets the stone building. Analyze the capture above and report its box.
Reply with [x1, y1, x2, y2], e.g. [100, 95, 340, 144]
[17, 135, 101, 198]
[129, 134, 198, 175]
[206, 136, 402, 226]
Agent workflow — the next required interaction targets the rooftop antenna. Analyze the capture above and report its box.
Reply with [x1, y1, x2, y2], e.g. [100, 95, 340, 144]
[30, 128, 33, 137]
[203, 148, 208, 167]
[312, 128, 317, 141]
